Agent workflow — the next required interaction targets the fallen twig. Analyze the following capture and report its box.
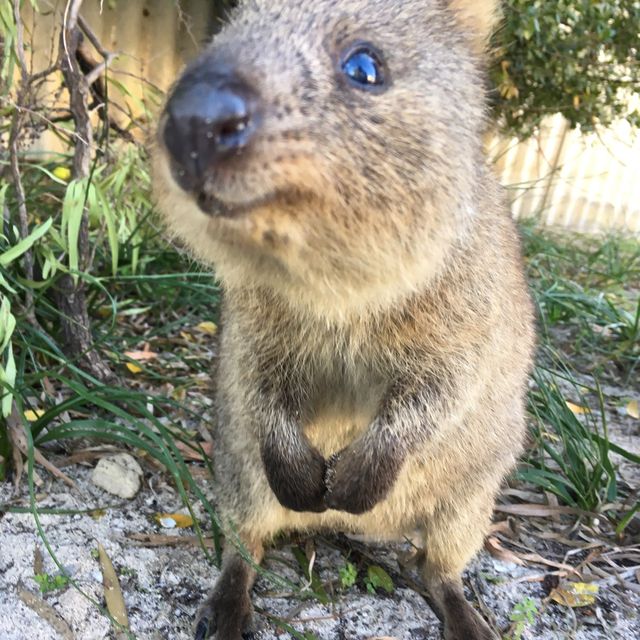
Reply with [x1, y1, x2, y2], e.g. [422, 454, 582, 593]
[126, 532, 215, 548]
[18, 589, 74, 640]
[8, 404, 78, 490]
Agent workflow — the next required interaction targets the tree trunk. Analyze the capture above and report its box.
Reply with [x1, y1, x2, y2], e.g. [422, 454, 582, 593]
[54, 1, 112, 382]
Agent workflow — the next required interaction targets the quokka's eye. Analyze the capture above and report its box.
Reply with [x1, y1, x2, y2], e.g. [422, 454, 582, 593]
[340, 43, 386, 91]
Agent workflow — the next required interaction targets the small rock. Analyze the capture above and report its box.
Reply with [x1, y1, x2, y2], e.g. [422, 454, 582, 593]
[91, 454, 143, 499]
[491, 559, 514, 574]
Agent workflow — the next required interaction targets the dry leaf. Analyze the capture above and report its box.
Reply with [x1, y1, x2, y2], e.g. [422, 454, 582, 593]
[550, 582, 598, 607]
[124, 346, 157, 362]
[7, 408, 77, 489]
[509, 571, 569, 585]
[518, 551, 578, 574]
[127, 533, 215, 548]
[627, 400, 639, 419]
[174, 440, 213, 461]
[489, 519, 516, 536]
[172, 387, 187, 402]
[33, 547, 44, 576]
[496, 503, 567, 518]
[485, 537, 578, 575]
[484, 537, 525, 566]
[155, 513, 194, 529]
[502, 488, 546, 502]
[566, 401, 590, 415]
[24, 409, 45, 422]
[56, 449, 115, 468]
[496, 502, 595, 519]
[98, 543, 129, 629]
[18, 590, 73, 640]
[197, 321, 218, 335]
[125, 362, 142, 374]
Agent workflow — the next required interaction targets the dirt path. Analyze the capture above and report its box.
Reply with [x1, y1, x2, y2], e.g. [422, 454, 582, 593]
[1, 464, 638, 640]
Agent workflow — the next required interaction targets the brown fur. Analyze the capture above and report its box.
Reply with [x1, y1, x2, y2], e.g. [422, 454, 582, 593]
[152, 1, 535, 638]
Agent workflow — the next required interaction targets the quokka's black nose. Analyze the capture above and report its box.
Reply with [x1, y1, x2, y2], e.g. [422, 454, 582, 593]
[162, 69, 259, 190]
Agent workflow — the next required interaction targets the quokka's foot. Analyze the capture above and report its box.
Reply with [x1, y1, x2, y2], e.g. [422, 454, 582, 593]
[443, 610, 498, 640]
[437, 582, 498, 640]
[193, 588, 254, 640]
[194, 551, 256, 640]
[194, 615, 211, 640]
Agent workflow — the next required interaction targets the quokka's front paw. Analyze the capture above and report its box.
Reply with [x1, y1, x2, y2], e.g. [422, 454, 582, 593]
[261, 439, 328, 512]
[323, 445, 399, 514]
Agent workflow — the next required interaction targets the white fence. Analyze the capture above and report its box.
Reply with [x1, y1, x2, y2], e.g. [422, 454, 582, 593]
[22, 2, 640, 236]
[489, 114, 640, 235]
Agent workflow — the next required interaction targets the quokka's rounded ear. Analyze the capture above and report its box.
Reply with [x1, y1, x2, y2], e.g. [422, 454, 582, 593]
[447, 0, 501, 52]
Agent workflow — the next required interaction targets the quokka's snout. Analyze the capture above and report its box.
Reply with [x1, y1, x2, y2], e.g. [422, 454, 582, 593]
[160, 61, 260, 203]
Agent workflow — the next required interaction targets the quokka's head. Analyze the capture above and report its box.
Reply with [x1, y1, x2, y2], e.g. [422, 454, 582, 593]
[152, 0, 500, 320]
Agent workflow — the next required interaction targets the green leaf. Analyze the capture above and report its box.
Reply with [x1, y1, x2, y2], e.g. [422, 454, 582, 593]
[338, 561, 358, 589]
[0, 217, 53, 267]
[0, 183, 9, 213]
[365, 565, 394, 594]
[0, 343, 16, 417]
[616, 501, 640, 536]
[34, 573, 71, 594]
[0, 272, 16, 293]
[291, 546, 330, 604]
[92, 183, 119, 275]
[0, 296, 16, 352]
[0, 296, 16, 418]
[61, 179, 87, 280]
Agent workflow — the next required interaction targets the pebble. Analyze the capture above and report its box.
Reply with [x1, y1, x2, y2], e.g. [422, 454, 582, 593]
[91, 453, 143, 499]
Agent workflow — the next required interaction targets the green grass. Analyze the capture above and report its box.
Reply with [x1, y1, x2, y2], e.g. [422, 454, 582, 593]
[522, 222, 640, 383]
[519, 222, 640, 529]
[523, 368, 622, 511]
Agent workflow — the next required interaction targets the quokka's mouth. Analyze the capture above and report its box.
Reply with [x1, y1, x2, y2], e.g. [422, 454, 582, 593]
[193, 186, 313, 218]
[165, 154, 274, 217]
[194, 190, 266, 217]
[194, 189, 282, 218]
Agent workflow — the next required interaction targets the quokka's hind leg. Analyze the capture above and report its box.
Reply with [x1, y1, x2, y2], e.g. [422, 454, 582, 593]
[194, 535, 264, 640]
[420, 492, 499, 640]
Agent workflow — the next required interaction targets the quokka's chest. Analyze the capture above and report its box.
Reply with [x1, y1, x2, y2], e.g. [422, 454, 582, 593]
[299, 364, 387, 457]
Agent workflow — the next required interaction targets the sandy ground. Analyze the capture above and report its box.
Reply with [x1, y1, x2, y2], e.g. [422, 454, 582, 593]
[1, 461, 639, 640]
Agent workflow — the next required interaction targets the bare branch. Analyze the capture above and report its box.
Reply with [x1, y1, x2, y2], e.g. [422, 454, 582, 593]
[54, 0, 113, 382]
[59, 0, 92, 179]
[12, 0, 29, 82]
[78, 14, 109, 58]
[8, 0, 36, 318]
[84, 52, 117, 87]
[62, 0, 84, 66]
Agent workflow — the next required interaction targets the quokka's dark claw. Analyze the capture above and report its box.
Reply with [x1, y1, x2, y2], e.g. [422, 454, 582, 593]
[194, 617, 211, 640]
